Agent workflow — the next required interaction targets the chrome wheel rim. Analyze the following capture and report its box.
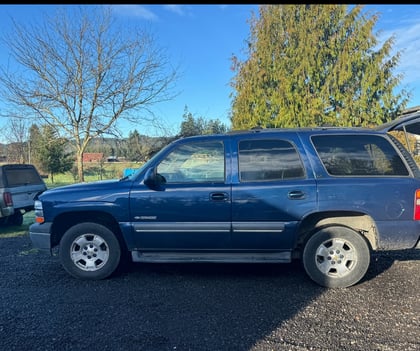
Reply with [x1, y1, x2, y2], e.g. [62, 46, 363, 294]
[70, 234, 109, 271]
[315, 238, 357, 278]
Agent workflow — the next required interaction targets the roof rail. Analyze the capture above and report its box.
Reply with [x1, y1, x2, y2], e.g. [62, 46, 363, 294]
[400, 106, 420, 116]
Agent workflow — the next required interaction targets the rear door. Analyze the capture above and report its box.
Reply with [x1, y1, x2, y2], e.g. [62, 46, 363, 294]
[230, 132, 317, 250]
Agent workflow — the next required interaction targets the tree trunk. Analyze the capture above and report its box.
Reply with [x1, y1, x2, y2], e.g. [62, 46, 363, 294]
[76, 153, 84, 182]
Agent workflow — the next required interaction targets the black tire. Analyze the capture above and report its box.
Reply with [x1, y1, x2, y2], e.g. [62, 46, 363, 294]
[9, 210, 23, 226]
[302, 226, 370, 288]
[59, 222, 121, 280]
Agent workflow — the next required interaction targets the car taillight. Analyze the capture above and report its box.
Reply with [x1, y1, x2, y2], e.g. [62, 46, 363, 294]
[414, 189, 420, 220]
[3, 192, 13, 207]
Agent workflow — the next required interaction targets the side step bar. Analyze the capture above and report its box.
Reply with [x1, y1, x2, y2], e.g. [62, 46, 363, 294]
[131, 251, 292, 263]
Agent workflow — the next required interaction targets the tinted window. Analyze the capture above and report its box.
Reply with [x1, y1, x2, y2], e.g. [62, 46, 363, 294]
[157, 141, 225, 183]
[238, 139, 304, 182]
[312, 135, 409, 176]
[5, 167, 43, 187]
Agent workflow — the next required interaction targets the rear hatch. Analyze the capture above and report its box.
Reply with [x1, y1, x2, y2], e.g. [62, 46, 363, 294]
[1, 164, 47, 211]
[375, 110, 420, 176]
[375, 109, 420, 153]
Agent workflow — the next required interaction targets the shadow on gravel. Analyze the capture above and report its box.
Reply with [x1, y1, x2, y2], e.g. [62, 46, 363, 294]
[101, 260, 325, 350]
[1, 235, 418, 351]
[362, 248, 420, 283]
[104, 248, 419, 350]
[0, 236, 325, 351]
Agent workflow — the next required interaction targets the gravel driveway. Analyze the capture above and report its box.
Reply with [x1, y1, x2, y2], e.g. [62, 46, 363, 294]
[0, 234, 419, 351]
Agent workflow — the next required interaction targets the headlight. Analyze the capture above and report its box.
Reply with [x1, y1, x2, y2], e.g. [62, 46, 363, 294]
[34, 200, 45, 223]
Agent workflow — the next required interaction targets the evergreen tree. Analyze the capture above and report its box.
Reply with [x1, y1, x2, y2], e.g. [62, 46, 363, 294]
[230, 5, 410, 129]
[204, 119, 228, 135]
[179, 106, 204, 137]
[28, 124, 43, 169]
[125, 129, 147, 162]
[179, 106, 228, 137]
[37, 125, 74, 182]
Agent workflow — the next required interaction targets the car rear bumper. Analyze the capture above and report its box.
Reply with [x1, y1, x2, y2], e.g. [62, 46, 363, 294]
[0, 206, 14, 218]
[29, 222, 53, 250]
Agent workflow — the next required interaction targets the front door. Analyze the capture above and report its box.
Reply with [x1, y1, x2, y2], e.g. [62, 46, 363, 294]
[129, 138, 231, 251]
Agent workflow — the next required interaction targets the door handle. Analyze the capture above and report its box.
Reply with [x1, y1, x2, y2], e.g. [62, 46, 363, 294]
[288, 190, 305, 199]
[210, 192, 229, 201]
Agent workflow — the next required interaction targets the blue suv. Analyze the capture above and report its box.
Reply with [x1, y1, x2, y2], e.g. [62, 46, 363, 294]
[30, 117, 420, 288]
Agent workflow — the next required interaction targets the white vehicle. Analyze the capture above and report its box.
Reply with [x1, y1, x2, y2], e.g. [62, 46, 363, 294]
[0, 164, 47, 225]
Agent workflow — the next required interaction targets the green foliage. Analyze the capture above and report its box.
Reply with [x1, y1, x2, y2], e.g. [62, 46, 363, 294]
[0, 212, 35, 238]
[205, 119, 229, 135]
[43, 162, 141, 187]
[32, 125, 74, 182]
[230, 5, 410, 130]
[123, 130, 148, 162]
[179, 106, 228, 137]
[179, 107, 204, 137]
[28, 124, 42, 169]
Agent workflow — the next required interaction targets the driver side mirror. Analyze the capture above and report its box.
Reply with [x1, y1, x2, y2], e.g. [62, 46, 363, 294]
[144, 167, 166, 190]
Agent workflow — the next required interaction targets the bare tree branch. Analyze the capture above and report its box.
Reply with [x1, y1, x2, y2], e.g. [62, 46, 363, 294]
[0, 5, 179, 181]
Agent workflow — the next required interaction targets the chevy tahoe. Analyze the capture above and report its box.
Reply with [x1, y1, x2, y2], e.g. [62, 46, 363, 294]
[29, 121, 420, 288]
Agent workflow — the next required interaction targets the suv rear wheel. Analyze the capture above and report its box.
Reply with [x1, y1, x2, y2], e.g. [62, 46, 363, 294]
[303, 226, 370, 288]
[59, 222, 121, 280]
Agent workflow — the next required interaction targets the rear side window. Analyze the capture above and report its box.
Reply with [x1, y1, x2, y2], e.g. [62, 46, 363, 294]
[238, 139, 305, 182]
[312, 135, 409, 176]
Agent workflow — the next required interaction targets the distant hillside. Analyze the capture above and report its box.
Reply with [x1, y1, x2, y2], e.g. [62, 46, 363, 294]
[0, 134, 176, 164]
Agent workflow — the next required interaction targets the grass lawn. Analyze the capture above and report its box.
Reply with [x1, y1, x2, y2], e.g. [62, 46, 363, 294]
[0, 212, 35, 238]
[44, 161, 142, 188]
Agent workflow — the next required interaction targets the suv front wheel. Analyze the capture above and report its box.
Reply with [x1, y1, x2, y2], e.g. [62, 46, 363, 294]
[302, 225, 370, 288]
[59, 222, 121, 280]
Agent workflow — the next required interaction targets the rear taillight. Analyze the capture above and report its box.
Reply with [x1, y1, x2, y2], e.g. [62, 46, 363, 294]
[414, 190, 420, 220]
[3, 192, 13, 207]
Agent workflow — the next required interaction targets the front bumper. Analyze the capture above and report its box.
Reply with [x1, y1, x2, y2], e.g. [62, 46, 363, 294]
[29, 222, 53, 250]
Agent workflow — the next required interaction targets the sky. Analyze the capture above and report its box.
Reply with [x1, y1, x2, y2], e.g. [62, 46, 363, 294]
[1, 4, 420, 141]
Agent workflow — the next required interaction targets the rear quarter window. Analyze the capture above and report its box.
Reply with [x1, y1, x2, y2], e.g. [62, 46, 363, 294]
[312, 134, 409, 176]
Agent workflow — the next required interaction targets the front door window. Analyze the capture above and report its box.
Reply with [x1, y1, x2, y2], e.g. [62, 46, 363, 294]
[158, 141, 225, 183]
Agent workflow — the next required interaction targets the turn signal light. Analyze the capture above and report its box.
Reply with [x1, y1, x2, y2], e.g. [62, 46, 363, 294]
[35, 216, 45, 224]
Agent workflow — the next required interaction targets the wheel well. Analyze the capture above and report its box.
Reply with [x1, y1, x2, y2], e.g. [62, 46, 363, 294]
[293, 211, 377, 258]
[50, 211, 125, 250]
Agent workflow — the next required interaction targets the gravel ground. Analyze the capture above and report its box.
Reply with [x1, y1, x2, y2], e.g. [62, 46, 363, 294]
[0, 234, 419, 351]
